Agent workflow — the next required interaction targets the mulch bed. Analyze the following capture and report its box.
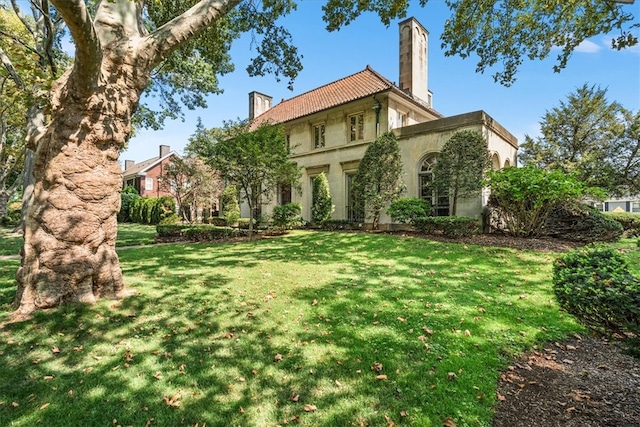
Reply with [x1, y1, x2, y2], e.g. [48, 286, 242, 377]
[492, 335, 640, 427]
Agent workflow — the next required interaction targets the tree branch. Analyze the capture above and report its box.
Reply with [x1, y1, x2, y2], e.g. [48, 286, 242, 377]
[39, 0, 58, 76]
[0, 46, 25, 90]
[139, 0, 242, 70]
[49, 0, 102, 95]
[10, 0, 35, 39]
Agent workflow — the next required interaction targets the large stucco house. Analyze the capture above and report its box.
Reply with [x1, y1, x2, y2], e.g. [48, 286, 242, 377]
[247, 17, 517, 226]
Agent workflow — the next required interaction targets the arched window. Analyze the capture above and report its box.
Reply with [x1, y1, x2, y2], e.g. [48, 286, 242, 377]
[504, 159, 511, 168]
[491, 153, 500, 171]
[419, 154, 449, 216]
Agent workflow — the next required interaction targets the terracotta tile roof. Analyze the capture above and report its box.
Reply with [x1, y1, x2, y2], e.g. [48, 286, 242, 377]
[252, 65, 440, 127]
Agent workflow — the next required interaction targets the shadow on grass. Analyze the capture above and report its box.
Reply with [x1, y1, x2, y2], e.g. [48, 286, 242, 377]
[0, 231, 583, 426]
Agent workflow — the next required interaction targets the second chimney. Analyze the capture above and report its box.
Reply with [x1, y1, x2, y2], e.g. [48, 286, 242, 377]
[159, 145, 170, 158]
[249, 91, 273, 120]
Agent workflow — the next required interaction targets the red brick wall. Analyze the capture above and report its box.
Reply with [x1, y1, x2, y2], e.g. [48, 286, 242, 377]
[138, 158, 174, 198]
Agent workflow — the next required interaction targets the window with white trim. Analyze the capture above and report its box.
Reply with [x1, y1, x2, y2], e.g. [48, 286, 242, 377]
[419, 154, 449, 216]
[145, 177, 153, 191]
[313, 123, 325, 149]
[348, 113, 364, 142]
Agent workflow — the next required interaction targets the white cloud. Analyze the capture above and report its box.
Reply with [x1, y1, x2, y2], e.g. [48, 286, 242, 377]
[574, 39, 602, 54]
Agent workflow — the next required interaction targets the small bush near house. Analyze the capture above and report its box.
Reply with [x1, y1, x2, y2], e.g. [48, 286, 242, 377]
[118, 185, 140, 222]
[206, 217, 227, 226]
[129, 196, 176, 225]
[221, 186, 240, 226]
[271, 203, 303, 230]
[545, 202, 623, 243]
[606, 212, 640, 237]
[485, 166, 586, 237]
[553, 246, 640, 340]
[0, 201, 21, 227]
[387, 197, 431, 225]
[311, 172, 333, 224]
[413, 216, 480, 237]
[157, 224, 249, 241]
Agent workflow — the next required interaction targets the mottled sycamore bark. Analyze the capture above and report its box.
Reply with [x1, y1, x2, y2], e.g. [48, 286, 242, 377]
[15, 53, 140, 312]
[14, 0, 240, 314]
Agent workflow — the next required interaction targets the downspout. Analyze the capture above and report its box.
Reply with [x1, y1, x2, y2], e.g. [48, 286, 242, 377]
[372, 95, 381, 138]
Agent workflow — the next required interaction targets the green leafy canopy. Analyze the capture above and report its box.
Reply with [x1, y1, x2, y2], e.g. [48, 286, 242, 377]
[520, 84, 640, 197]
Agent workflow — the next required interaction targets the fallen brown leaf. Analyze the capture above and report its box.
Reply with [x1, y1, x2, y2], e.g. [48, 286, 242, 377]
[443, 417, 457, 427]
[304, 404, 317, 412]
[163, 391, 181, 407]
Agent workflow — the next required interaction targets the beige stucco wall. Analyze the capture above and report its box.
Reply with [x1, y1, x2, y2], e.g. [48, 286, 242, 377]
[252, 101, 517, 225]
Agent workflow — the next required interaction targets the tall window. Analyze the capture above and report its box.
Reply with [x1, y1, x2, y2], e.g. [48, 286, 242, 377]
[280, 184, 292, 205]
[345, 173, 364, 222]
[349, 113, 364, 142]
[419, 155, 449, 216]
[145, 177, 153, 191]
[395, 111, 407, 128]
[313, 123, 325, 149]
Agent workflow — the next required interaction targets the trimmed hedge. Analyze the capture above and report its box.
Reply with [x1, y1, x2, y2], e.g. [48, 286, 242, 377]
[129, 196, 176, 225]
[387, 197, 431, 224]
[320, 220, 364, 231]
[206, 217, 228, 226]
[413, 216, 480, 237]
[545, 202, 623, 243]
[606, 212, 640, 237]
[272, 203, 303, 229]
[157, 224, 249, 241]
[553, 246, 640, 340]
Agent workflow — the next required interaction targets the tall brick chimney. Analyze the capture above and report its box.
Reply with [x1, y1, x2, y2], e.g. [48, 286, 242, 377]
[159, 145, 170, 157]
[124, 160, 135, 171]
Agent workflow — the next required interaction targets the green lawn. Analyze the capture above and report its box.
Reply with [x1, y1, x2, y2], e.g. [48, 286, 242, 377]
[0, 223, 157, 256]
[0, 227, 22, 256]
[0, 231, 636, 426]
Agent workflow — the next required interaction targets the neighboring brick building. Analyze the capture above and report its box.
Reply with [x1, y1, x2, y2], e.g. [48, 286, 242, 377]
[122, 145, 178, 198]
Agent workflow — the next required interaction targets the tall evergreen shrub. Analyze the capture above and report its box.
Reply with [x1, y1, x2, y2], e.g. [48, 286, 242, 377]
[221, 185, 240, 225]
[312, 172, 332, 224]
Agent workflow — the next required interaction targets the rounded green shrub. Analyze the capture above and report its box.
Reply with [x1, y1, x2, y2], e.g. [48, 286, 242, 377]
[272, 203, 303, 230]
[387, 197, 431, 224]
[553, 246, 640, 335]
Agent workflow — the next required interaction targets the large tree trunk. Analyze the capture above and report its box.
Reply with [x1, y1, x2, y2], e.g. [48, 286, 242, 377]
[11, 0, 240, 314]
[14, 57, 139, 314]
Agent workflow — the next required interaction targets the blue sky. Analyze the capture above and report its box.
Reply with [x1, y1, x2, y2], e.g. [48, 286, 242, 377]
[122, 0, 640, 164]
